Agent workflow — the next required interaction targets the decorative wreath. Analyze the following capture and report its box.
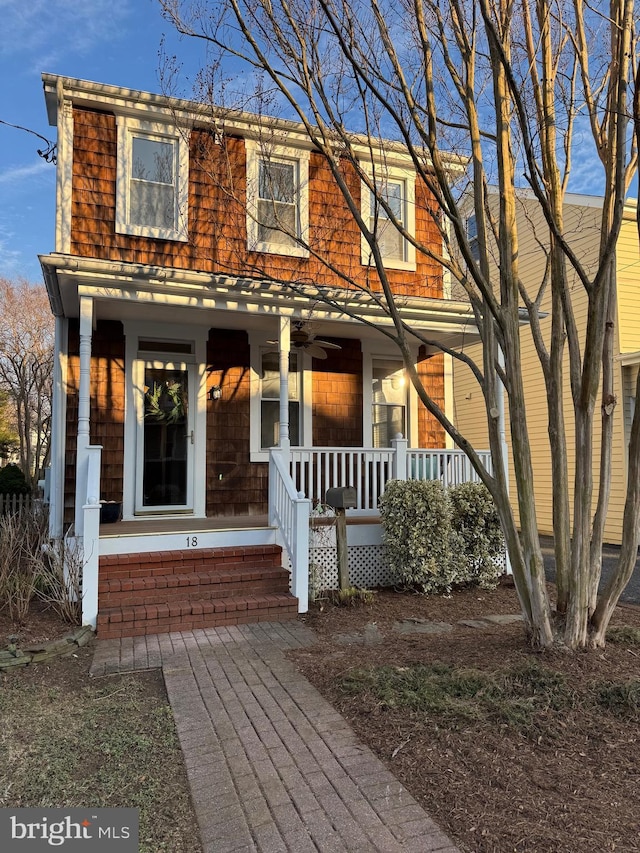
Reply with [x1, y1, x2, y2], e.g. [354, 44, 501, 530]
[144, 381, 186, 423]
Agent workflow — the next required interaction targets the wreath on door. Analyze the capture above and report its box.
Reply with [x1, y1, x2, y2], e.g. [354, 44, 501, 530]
[145, 381, 186, 423]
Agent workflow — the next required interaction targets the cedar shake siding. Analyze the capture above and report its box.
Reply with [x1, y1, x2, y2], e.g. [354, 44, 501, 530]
[65, 320, 126, 524]
[70, 106, 443, 297]
[417, 349, 446, 448]
[312, 340, 364, 447]
[205, 328, 265, 516]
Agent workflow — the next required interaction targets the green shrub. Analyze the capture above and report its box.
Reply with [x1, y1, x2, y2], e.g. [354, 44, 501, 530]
[0, 463, 30, 496]
[379, 479, 457, 593]
[449, 482, 504, 589]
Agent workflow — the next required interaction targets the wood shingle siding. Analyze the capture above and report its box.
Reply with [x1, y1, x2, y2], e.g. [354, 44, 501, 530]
[69, 106, 443, 297]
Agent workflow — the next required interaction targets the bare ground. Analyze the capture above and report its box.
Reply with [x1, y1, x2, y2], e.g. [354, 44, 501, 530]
[293, 581, 640, 853]
[2, 588, 640, 852]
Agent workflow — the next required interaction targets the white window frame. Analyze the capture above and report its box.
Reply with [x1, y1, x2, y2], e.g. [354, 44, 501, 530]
[249, 334, 312, 462]
[116, 116, 189, 242]
[245, 139, 309, 257]
[361, 341, 418, 447]
[361, 164, 416, 271]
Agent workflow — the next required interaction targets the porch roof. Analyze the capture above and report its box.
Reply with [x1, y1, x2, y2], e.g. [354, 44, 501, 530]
[40, 254, 480, 351]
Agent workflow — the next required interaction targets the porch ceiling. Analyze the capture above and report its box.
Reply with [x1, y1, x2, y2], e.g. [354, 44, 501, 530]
[40, 254, 480, 350]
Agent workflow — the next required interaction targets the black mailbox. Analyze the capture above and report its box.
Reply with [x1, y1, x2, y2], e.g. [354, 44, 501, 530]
[325, 486, 357, 510]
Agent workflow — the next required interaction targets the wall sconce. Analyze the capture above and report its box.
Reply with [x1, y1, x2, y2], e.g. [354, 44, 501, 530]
[208, 385, 222, 401]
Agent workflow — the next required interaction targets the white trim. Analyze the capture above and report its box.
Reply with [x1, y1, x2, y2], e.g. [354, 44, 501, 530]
[122, 322, 207, 520]
[360, 163, 416, 272]
[245, 139, 309, 257]
[115, 116, 189, 242]
[443, 354, 454, 449]
[55, 82, 73, 254]
[49, 316, 68, 538]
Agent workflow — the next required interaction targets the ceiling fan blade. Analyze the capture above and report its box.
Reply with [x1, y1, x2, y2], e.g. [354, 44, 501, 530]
[305, 343, 329, 359]
[314, 339, 341, 350]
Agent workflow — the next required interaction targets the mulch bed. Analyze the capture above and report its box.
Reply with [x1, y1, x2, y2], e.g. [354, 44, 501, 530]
[293, 581, 640, 853]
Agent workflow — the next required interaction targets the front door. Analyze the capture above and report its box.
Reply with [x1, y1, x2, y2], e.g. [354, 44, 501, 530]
[135, 360, 194, 513]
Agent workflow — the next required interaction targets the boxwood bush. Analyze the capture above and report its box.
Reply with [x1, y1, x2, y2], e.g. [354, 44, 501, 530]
[379, 479, 504, 593]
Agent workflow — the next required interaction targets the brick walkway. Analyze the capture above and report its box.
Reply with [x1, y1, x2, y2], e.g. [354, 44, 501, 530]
[91, 622, 460, 853]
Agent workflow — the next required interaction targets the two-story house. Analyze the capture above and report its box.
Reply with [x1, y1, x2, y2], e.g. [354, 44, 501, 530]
[40, 75, 481, 637]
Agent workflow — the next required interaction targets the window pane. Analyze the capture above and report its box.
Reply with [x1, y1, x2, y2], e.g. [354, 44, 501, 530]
[372, 218, 405, 261]
[372, 360, 406, 447]
[130, 181, 175, 229]
[370, 180, 405, 260]
[257, 199, 297, 246]
[261, 352, 298, 399]
[261, 401, 300, 447]
[259, 160, 295, 203]
[132, 137, 174, 184]
[372, 404, 405, 447]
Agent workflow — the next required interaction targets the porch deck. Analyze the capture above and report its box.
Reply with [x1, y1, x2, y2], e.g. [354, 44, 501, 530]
[99, 514, 271, 537]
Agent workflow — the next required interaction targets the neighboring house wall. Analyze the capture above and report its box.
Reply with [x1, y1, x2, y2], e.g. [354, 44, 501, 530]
[454, 196, 629, 545]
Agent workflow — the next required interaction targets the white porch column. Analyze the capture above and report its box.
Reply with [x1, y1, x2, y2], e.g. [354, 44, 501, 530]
[278, 315, 291, 459]
[74, 296, 94, 534]
[49, 315, 68, 539]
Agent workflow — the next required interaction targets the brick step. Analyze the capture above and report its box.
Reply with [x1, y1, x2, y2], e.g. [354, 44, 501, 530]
[99, 544, 283, 581]
[96, 592, 299, 639]
[98, 565, 291, 608]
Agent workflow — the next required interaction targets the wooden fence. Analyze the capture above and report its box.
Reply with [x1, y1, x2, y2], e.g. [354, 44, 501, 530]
[0, 494, 38, 515]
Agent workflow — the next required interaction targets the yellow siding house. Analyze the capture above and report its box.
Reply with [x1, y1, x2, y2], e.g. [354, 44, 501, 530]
[453, 192, 640, 545]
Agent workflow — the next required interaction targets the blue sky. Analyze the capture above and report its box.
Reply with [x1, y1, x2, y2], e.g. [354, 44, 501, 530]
[0, 0, 206, 282]
[0, 0, 612, 285]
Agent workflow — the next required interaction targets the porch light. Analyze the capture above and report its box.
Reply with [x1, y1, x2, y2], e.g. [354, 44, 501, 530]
[209, 385, 222, 401]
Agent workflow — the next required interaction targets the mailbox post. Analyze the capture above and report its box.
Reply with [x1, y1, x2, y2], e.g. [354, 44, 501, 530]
[325, 487, 357, 590]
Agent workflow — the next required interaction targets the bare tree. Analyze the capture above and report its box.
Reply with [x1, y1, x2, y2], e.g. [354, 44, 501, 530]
[0, 279, 53, 488]
[159, 0, 639, 649]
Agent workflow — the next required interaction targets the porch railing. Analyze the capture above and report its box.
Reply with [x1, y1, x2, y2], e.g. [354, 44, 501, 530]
[268, 448, 311, 612]
[289, 439, 492, 512]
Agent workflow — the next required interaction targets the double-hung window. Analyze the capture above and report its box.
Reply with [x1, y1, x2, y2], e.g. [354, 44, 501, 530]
[246, 139, 309, 257]
[361, 164, 416, 271]
[116, 117, 189, 242]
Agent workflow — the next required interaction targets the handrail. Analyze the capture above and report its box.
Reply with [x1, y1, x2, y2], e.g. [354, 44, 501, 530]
[80, 444, 102, 629]
[269, 448, 311, 612]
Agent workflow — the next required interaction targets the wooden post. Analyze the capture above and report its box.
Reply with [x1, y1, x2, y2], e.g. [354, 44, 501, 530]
[336, 507, 349, 590]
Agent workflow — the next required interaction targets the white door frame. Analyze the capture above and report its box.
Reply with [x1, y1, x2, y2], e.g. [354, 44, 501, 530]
[123, 321, 207, 520]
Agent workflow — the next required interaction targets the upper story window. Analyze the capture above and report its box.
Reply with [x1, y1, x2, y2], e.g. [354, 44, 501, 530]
[466, 213, 480, 262]
[246, 139, 309, 257]
[116, 117, 189, 242]
[361, 165, 416, 271]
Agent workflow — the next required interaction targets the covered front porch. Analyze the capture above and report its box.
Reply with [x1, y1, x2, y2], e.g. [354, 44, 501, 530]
[41, 256, 487, 635]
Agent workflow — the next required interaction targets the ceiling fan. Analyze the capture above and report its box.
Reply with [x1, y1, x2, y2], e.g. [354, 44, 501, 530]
[268, 322, 342, 360]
